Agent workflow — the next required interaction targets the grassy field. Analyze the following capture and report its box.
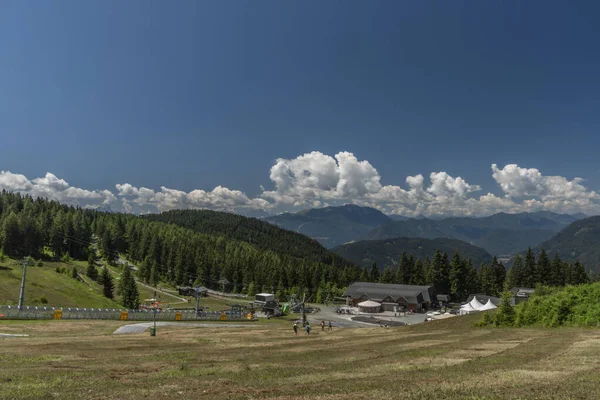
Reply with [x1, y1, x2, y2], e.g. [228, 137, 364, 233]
[0, 257, 240, 314]
[0, 259, 122, 309]
[2, 315, 600, 399]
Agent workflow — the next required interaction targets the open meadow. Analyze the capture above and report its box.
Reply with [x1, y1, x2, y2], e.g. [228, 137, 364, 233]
[2, 315, 600, 400]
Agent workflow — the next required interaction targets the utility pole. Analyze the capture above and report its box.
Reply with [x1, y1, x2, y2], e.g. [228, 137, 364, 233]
[195, 285, 200, 315]
[18, 257, 31, 311]
[301, 292, 306, 326]
[153, 290, 157, 336]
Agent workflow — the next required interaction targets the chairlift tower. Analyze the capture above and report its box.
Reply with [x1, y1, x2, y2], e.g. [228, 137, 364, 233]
[18, 257, 32, 311]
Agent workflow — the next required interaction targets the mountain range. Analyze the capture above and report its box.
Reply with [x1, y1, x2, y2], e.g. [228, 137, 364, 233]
[331, 237, 493, 270]
[265, 205, 586, 256]
[263, 204, 391, 248]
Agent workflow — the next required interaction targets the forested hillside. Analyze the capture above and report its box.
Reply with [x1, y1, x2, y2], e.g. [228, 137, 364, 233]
[529, 216, 600, 273]
[331, 237, 493, 270]
[142, 209, 352, 266]
[0, 192, 359, 298]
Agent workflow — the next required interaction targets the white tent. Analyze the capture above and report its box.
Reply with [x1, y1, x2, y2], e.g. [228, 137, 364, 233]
[459, 303, 476, 315]
[478, 299, 497, 311]
[357, 300, 382, 308]
[469, 297, 485, 310]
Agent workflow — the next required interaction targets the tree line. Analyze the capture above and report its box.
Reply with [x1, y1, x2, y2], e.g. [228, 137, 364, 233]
[358, 248, 591, 302]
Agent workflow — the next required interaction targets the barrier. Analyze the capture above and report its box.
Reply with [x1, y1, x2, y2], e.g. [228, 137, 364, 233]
[0, 305, 256, 322]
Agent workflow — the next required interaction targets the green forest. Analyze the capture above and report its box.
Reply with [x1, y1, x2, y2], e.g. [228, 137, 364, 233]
[0, 191, 593, 306]
[0, 192, 360, 303]
[361, 247, 590, 302]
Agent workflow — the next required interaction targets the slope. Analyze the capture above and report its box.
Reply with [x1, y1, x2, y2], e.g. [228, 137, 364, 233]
[331, 237, 493, 269]
[143, 209, 354, 267]
[0, 259, 122, 308]
[264, 204, 392, 248]
[368, 211, 580, 256]
[531, 216, 600, 273]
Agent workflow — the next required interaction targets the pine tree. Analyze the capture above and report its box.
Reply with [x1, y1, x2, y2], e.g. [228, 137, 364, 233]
[535, 249, 551, 285]
[369, 263, 379, 282]
[549, 253, 565, 286]
[479, 264, 494, 296]
[504, 266, 516, 291]
[150, 261, 159, 287]
[380, 266, 394, 284]
[465, 258, 479, 294]
[430, 250, 444, 293]
[490, 257, 506, 296]
[359, 267, 368, 282]
[247, 282, 256, 296]
[119, 266, 139, 309]
[411, 259, 426, 285]
[494, 291, 515, 327]
[511, 255, 524, 287]
[395, 250, 409, 284]
[101, 267, 114, 299]
[449, 251, 469, 302]
[523, 248, 536, 288]
[86, 253, 98, 281]
[569, 261, 590, 285]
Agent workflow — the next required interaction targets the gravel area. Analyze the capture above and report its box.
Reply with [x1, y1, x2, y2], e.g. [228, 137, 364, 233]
[113, 322, 259, 334]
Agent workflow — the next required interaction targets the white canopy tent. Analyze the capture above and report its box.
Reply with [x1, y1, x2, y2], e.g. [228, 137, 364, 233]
[469, 297, 485, 310]
[459, 303, 476, 315]
[357, 300, 382, 313]
[478, 299, 497, 311]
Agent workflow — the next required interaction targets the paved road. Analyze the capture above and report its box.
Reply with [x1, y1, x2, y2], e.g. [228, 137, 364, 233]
[113, 322, 259, 335]
[306, 305, 428, 328]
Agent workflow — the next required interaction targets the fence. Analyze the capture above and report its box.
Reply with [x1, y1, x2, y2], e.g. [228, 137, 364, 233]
[0, 305, 255, 322]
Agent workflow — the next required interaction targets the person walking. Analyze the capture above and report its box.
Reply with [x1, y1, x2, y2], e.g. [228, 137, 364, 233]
[305, 322, 311, 335]
[293, 322, 298, 336]
[321, 320, 325, 331]
[328, 320, 332, 331]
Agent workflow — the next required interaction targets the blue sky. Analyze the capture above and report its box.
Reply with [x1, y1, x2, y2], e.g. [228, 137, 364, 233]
[1, 1, 599, 217]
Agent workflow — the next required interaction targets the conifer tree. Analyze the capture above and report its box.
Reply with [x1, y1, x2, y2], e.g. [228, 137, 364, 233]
[379, 266, 394, 284]
[150, 261, 159, 287]
[101, 267, 114, 299]
[430, 250, 445, 293]
[523, 248, 536, 288]
[369, 263, 379, 282]
[395, 250, 409, 284]
[119, 266, 139, 309]
[86, 253, 98, 281]
[411, 259, 426, 285]
[510, 255, 524, 287]
[549, 253, 565, 286]
[535, 249, 551, 285]
[359, 267, 369, 282]
[494, 291, 515, 327]
[449, 251, 469, 301]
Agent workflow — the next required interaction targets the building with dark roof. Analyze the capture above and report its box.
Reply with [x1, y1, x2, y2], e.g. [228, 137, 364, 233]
[509, 287, 535, 304]
[346, 282, 437, 312]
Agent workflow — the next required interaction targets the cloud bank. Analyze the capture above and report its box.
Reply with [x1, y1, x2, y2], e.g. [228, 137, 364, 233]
[1, 151, 598, 217]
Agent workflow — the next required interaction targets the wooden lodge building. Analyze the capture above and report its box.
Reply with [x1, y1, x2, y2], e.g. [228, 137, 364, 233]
[345, 282, 437, 312]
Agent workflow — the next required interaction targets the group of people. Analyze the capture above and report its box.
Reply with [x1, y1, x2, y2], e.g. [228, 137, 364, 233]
[292, 320, 333, 335]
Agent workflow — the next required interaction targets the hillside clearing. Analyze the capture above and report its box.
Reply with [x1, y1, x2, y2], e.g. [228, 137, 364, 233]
[1, 316, 600, 399]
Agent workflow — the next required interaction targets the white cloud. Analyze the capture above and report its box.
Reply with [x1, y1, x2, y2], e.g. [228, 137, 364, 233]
[0, 170, 117, 208]
[2, 154, 599, 217]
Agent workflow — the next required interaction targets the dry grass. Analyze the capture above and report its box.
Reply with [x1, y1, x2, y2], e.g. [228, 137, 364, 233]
[2, 316, 600, 399]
